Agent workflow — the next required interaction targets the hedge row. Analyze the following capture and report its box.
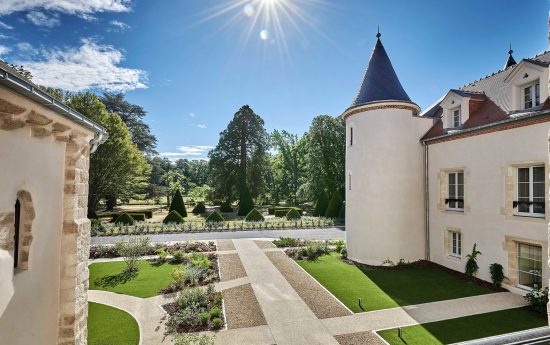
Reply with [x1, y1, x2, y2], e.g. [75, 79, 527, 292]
[269, 207, 303, 216]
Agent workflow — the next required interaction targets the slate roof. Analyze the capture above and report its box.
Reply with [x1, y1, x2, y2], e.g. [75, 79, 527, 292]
[350, 37, 412, 108]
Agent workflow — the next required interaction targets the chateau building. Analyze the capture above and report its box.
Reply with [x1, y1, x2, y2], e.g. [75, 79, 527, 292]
[344, 31, 549, 293]
[0, 62, 106, 344]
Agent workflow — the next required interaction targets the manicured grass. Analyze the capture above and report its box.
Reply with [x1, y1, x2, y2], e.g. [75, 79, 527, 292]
[89, 260, 179, 298]
[297, 253, 492, 312]
[378, 307, 547, 345]
[88, 302, 140, 345]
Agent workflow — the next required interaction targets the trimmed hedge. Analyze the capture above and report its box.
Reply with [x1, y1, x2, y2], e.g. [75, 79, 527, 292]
[269, 207, 303, 216]
[245, 208, 264, 222]
[206, 211, 224, 223]
[163, 210, 184, 224]
[286, 208, 301, 220]
[192, 202, 206, 214]
[219, 202, 233, 213]
[114, 213, 135, 225]
[325, 190, 343, 218]
[130, 213, 146, 222]
[169, 189, 187, 218]
[238, 185, 254, 216]
[313, 191, 330, 217]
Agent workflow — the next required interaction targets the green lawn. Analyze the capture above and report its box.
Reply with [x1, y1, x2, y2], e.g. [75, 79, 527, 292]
[88, 302, 140, 345]
[89, 260, 179, 298]
[297, 253, 492, 312]
[378, 307, 547, 345]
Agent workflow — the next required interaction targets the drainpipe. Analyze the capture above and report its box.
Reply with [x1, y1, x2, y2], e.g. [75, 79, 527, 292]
[90, 131, 105, 153]
[424, 142, 430, 261]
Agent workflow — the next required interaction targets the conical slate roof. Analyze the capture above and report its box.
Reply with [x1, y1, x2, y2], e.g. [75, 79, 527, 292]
[504, 46, 517, 69]
[351, 37, 412, 107]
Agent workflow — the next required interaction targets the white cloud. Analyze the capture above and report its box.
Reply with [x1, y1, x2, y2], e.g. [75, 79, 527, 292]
[16, 42, 32, 51]
[189, 123, 207, 129]
[0, 21, 13, 29]
[196, 124, 207, 129]
[0, 0, 132, 16]
[108, 20, 130, 31]
[160, 145, 214, 159]
[26, 11, 60, 28]
[18, 39, 147, 91]
[0, 45, 11, 55]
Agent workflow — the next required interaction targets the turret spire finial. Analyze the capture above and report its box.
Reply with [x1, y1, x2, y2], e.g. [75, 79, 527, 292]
[504, 43, 517, 69]
[508, 43, 513, 55]
[376, 26, 381, 39]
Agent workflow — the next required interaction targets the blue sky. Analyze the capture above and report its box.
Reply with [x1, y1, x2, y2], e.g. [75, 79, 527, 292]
[0, 0, 548, 159]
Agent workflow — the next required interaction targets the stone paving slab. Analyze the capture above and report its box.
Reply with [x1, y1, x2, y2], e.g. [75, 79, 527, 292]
[214, 325, 275, 345]
[254, 240, 276, 249]
[216, 239, 236, 251]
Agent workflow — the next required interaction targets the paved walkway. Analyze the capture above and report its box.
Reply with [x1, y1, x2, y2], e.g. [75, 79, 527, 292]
[91, 227, 345, 245]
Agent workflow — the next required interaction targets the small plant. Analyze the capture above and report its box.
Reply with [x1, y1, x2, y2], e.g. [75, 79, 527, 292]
[185, 263, 205, 286]
[192, 202, 206, 214]
[177, 287, 209, 310]
[340, 247, 348, 259]
[171, 267, 187, 286]
[382, 258, 394, 266]
[211, 317, 222, 329]
[172, 250, 185, 263]
[163, 210, 184, 224]
[286, 208, 301, 220]
[190, 253, 212, 269]
[332, 240, 345, 253]
[245, 208, 265, 222]
[273, 237, 299, 248]
[199, 312, 210, 325]
[489, 263, 505, 288]
[525, 287, 548, 314]
[114, 213, 135, 225]
[209, 307, 221, 319]
[115, 236, 150, 272]
[465, 243, 482, 277]
[157, 248, 168, 263]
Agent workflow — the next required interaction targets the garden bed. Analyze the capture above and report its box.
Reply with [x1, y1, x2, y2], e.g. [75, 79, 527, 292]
[162, 285, 224, 333]
[88, 302, 140, 345]
[89, 240, 216, 259]
[377, 307, 548, 345]
[295, 253, 493, 312]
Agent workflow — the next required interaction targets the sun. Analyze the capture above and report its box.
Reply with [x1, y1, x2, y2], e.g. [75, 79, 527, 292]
[197, 0, 325, 57]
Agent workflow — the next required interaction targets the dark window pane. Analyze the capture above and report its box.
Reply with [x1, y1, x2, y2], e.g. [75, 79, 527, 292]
[457, 173, 464, 184]
[518, 168, 529, 183]
[533, 167, 544, 182]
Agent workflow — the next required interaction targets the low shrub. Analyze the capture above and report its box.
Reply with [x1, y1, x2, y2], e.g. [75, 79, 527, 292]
[211, 317, 222, 329]
[177, 287, 209, 310]
[525, 287, 548, 314]
[114, 213, 135, 225]
[489, 263, 504, 288]
[199, 312, 210, 325]
[172, 268, 186, 286]
[340, 247, 348, 259]
[209, 307, 221, 319]
[269, 207, 303, 216]
[273, 237, 299, 248]
[89, 244, 117, 258]
[172, 250, 185, 263]
[130, 213, 146, 222]
[90, 219, 104, 235]
[289, 242, 330, 261]
[190, 253, 212, 269]
[115, 236, 150, 272]
[219, 202, 233, 213]
[245, 208, 264, 222]
[286, 208, 301, 220]
[185, 263, 206, 286]
[332, 240, 345, 253]
[206, 211, 224, 223]
[164, 210, 185, 224]
[274, 210, 288, 218]
[192, 202, 206, 214]
[157, 248, 168, 263]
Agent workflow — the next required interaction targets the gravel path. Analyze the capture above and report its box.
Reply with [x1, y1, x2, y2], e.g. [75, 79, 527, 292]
[92, 227, 345, 245]
[265, 251, 351, 319]
[218, 253, 247, 282]
[217, 239, 236, 251]
[254, 240, 276, 249]
[334, 331, 386, 345]
[223, 283, 267, 329]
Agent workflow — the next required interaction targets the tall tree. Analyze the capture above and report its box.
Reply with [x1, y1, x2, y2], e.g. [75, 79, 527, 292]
[270, 130, 306, 205]
[100, 92, 157, 156]
[67, 92, 151, 213]
[304, 115, 345, 199]
[208, 105, 269, 202]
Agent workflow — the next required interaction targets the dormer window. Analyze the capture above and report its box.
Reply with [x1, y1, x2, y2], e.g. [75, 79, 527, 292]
[523, 81, 540, 109]
[452, 108, 461, 128]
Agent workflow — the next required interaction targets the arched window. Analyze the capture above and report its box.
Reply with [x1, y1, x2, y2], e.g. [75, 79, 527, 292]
[13, 199, 20, 269]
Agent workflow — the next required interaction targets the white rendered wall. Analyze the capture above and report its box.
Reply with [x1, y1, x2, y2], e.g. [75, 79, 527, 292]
[0, 127, 65, 344]
[428, 122, 549, 288]
[345, 106, 433, 264]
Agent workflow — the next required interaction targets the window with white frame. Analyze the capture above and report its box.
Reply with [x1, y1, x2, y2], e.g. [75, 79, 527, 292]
[523, 81, 541, 109]
[449, 231, 461, 257]
[452, 108, 461, 128]
[517, 243, 542, 290]
[447, 172, 464, 211]
[515, 166, 545, 217]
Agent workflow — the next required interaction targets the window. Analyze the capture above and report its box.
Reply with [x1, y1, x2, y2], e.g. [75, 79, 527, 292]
[515, 166, 545, 217]
[517, 243, 542, 290]
[452, 108, 461, 128]
[14, 199, 20, 269]
[447, 172, 464, 211]
[349, 127, 353, 146]
[523, 81, 541, 109]
[450, 231, 461, 257]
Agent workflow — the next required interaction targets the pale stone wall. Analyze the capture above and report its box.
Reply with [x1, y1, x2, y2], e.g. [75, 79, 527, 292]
[345, 103, 433, 264]
[428, 121, 549, 289]
[0, 85, 94, 344]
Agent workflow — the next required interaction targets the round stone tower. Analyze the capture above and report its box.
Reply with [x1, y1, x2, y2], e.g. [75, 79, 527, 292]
[343, 33, 433, 264]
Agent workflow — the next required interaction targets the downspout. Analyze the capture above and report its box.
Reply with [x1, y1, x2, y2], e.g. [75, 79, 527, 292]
[90, 131, 106, 153]
[424, 142, 430, 261]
